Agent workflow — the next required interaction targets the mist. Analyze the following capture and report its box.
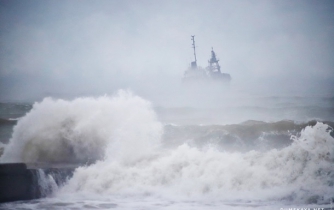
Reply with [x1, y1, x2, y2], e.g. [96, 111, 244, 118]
[0, 0, 333, 104]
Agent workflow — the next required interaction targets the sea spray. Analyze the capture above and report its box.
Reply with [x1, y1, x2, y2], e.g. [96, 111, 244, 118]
[59, 122, 334, 204]
[0, 90, 162, 164]
[1, 90, 333, 206]
[36, 169, 58, 197]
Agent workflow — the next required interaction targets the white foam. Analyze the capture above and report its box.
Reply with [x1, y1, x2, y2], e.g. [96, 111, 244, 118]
[1, 90, 333, 204]
[0, 90, 162, 163]
[60, 122, 334, 203]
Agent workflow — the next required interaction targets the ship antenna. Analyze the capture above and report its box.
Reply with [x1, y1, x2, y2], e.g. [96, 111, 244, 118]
[191, 35, 197, 64]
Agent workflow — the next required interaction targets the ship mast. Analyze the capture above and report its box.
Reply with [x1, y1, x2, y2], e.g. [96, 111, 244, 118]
[208, 47, 221, 73]
[191, 35, 197, 68]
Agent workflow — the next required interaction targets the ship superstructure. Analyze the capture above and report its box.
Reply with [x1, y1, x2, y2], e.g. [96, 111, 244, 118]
[182, 36, 231, 84]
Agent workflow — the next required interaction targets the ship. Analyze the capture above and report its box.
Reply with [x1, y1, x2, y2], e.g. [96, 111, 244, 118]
[182, 35, 231, 84]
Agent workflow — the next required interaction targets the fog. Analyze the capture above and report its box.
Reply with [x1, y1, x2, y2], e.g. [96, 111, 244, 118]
[0, 0, 333, 104]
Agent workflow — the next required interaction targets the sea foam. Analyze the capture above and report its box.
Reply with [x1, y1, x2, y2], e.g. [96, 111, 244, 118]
[1, 91, 333, 204]
[0, 90, 162, 164]
[61, 122, 334, 204]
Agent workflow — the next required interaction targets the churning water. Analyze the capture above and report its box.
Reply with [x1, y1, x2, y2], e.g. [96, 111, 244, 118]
[0, 90, 333, 209]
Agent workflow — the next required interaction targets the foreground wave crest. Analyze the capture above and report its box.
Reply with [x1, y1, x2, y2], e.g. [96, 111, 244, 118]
[0, 90, 162, 163]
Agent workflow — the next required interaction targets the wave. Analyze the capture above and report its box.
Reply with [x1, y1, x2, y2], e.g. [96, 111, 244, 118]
[1, 91, 333, 204]
[163, 120, 334, 151]
[0, 118, 17, 125]
[155, 105, 334, 125]
[59, 122, 334, 204]
[0, 90, 162, 164]
[0, 102, 32, 120]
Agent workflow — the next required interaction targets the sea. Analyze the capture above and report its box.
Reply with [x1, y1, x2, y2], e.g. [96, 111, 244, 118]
[0, 89, 333, 210]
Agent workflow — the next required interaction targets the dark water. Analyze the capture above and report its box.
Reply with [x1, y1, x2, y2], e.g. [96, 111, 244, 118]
[163, 120, 334, 151]
[0, 102, 32, 144]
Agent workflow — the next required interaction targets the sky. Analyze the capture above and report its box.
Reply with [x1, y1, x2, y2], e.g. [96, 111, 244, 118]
[0, 0, 333, 103]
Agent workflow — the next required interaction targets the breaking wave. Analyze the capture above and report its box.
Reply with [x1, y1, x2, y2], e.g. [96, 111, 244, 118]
[163, 120, 334, 151]
[1, 90, 333, 204]
[0, 90, 162, 163]
[60, 122, 334, 204]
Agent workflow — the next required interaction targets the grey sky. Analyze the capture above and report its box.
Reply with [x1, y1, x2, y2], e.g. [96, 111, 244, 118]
[0, 0, 333, 102]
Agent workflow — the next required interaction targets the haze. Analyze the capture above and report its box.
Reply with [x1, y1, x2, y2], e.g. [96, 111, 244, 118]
[0, 0, 333, 104]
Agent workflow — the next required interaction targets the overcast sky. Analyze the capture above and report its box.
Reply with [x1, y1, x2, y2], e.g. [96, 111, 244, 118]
[0, 0, 333, 102]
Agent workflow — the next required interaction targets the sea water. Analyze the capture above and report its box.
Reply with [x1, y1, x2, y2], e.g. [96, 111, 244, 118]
[0, 90, 333, 209]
